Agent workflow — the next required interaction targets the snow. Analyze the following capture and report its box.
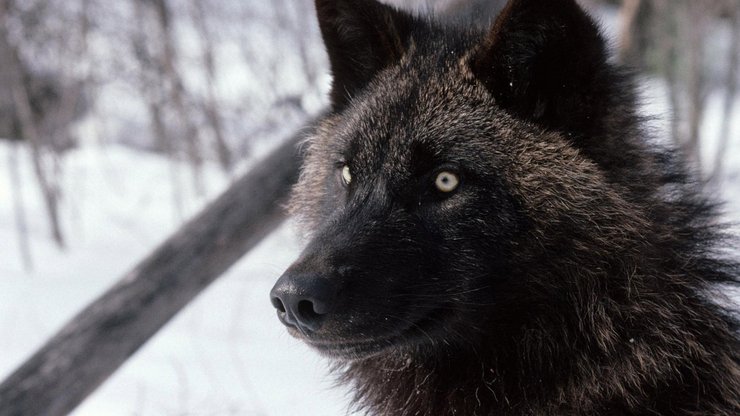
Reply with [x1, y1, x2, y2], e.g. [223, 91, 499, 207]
[0, 143, 353, 415]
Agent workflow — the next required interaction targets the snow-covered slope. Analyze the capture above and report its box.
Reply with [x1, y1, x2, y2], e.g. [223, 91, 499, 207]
[0, 143, 352, 415]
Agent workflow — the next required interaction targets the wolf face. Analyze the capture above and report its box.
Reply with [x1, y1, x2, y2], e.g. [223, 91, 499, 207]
[269, 2, 739, 414]
[270, 0, 624, 359]
[274, 69, 528, 358]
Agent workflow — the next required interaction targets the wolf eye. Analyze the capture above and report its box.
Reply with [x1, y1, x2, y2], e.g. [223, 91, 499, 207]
[341, 164, 352, 185]
[434, 171, 459, 193]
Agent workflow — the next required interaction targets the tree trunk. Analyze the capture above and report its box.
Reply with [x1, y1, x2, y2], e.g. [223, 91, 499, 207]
[191, 0, 232, 173]
[150, 101, 185, 220]
[152, 0, 204, 194]
[685, 1, 708, 172]
[652, 0, 684, 149]
[7, 140, 33, 271]
[617, 0, 642, 64]
[132, 0, 185, 220]
[710, 1, 739, 184]
[0, 6, 65, 248]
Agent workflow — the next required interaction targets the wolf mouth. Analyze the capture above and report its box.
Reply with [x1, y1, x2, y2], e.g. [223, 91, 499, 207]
[298, 308, 448, 360]
[308, 337, 399, 360]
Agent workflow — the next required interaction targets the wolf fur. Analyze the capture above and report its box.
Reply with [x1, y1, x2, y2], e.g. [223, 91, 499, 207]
[271, 0, 740, 414]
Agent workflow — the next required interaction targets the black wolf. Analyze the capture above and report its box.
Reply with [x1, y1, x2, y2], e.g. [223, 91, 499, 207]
[270, 0, 740, 414]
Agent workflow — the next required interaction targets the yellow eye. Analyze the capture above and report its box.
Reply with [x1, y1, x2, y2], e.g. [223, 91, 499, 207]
[434, 171, 459, 193]
[341, 165, 352, 185]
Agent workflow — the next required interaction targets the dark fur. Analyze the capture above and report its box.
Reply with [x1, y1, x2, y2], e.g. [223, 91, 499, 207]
[274, 0, 740, 414]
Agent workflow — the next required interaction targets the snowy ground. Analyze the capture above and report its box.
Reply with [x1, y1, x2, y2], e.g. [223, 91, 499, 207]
[0, 142, 354, 415]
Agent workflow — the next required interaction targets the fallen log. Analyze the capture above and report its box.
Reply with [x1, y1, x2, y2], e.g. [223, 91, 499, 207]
[0, 130, 306, 416]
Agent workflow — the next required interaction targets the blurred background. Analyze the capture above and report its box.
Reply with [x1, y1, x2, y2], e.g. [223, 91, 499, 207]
[0, 0, 738, 414]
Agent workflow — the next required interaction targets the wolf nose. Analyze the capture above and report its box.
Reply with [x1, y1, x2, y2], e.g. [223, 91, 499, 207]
[270, 273, 336, 333]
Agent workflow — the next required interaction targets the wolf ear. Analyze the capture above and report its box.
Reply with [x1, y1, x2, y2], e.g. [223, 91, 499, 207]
[470, 0, 610, 137]
[315, 0, 415, 110]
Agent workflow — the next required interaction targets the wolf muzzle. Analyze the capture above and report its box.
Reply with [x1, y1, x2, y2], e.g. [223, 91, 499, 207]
[270, 270, 338, 333]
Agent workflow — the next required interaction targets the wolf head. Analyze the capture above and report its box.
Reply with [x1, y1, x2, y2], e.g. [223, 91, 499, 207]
[270, 0, 648, 360]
